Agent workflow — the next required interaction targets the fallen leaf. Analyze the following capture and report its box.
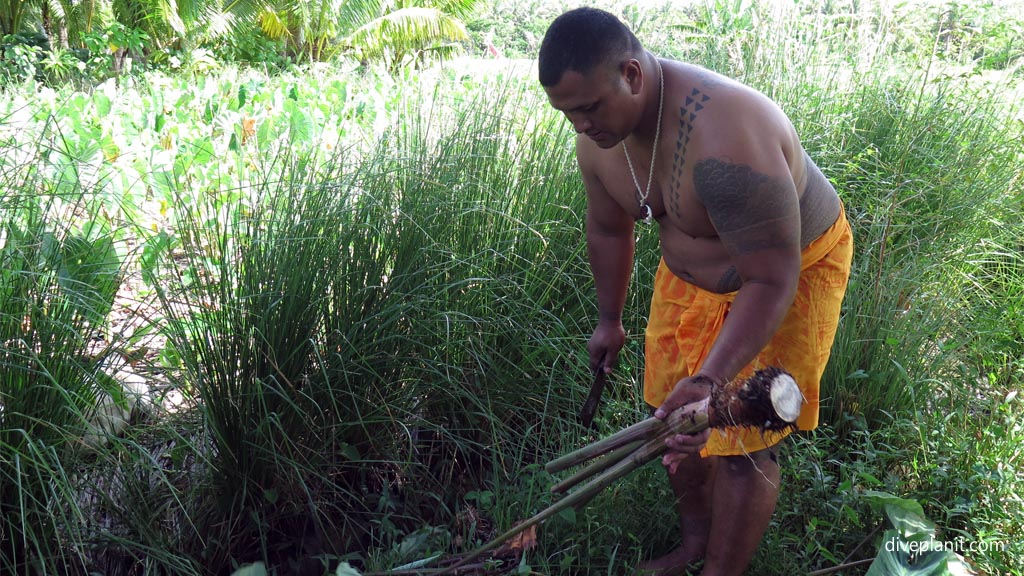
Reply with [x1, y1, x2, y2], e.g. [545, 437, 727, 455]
[241, 117, 257, 145]
[508, 524, 537, 551]
[491, 522, 539, 559]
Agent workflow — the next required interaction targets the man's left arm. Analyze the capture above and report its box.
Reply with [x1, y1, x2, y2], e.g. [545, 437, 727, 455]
[691, 152, 802, 383]
[655, 141, 802, 427]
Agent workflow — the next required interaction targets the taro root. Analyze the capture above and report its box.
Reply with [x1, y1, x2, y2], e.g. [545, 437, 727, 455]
[546, 366, 802, 480]
[435, 367, 802, 575]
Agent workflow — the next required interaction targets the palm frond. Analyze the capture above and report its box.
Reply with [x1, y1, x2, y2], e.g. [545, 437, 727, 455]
[221, 0, 271, 28]
[342, 6, 466, 62]
[430, 0, 480, 21]
[177, 0, 268, 42]
[203, 10, 236, 37]
[150, 0, 187, 37]
[335, 0, 384, 33]
[258, 7, 291, 40]
[45, 0, 67, 23]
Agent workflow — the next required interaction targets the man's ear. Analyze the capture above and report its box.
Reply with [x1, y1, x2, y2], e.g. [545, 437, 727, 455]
[622, 59, 643, 95]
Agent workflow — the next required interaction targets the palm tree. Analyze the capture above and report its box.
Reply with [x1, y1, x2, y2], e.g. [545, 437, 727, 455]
[3, 0, 482, 69]
[258, 0, 481, 64]
[343, 0, 478, 67]
[116, 0, 267, 51]
[1, 0, 40, 37]
[53, 0, 105, 47]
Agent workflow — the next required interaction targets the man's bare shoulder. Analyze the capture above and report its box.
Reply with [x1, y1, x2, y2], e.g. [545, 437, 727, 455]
[574, 134, 632, 199]
[575, 133, 619, 170]
[675, 63, 792, 135]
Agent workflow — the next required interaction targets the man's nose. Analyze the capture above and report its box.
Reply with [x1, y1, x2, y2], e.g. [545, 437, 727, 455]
[566, 113, 592, 133]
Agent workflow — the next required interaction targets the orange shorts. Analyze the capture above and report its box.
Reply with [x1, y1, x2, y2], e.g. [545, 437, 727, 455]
[644, 207, 853, 456]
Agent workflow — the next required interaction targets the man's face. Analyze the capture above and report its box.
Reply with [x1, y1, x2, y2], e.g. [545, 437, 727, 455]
[543, 64, 638, 148]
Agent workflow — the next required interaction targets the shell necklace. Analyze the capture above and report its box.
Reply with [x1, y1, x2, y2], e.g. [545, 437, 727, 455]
[622, 58, 664, 225]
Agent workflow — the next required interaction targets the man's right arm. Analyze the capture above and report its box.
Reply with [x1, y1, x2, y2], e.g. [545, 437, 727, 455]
[578, 140, 635, 374]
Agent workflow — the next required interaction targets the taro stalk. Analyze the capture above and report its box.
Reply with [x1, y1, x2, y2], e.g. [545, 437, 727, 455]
[436, 367, 802, 574]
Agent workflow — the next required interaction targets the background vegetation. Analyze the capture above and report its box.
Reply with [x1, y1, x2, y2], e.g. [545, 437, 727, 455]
[1, 0, 1022, 575]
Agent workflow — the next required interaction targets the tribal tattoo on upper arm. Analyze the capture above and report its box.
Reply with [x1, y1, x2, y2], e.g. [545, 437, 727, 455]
[668, 88, 710, 219]
[692, 158, 800, 256]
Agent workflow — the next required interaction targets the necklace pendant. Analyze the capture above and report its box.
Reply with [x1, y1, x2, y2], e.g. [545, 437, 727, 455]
[642, 204, 654, 225]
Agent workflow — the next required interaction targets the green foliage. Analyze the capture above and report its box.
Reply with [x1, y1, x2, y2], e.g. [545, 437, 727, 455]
[811, 76, 1021, 436]
[464, 0, 564, 59]
[256, 0, 482, 65]
[0, 32, 49, 82]
[1, 0, 484, 77]
[342, 4, 470, 69]
[81, 22, 149, 76]
[0, 0, 36, 37]
[0, 0, 1021, 574]
[127, 70, 591, 572]
[919, 0, 1024, 71]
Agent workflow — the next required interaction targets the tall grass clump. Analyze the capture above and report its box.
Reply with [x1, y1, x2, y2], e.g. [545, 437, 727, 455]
[815, 74, 1022, 435]
[146, 153, 368, 569]
[142, 68, 607, 571]
[0, 136, 126, 573]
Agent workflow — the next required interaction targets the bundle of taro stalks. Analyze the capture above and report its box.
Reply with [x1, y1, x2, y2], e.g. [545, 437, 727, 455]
[433, 367, 803, 575]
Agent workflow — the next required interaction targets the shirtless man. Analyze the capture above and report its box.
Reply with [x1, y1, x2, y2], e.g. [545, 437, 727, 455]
[538, 8, 853, 576]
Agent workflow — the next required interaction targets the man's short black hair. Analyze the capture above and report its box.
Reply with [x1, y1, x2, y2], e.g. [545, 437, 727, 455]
[538, 7, 644, 87]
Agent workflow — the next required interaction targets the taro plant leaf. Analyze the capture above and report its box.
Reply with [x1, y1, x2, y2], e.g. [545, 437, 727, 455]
[286, 100, 313, 144]
[863, 491, 973, 576]
[256, 116, 277, 152]
[93, 92, 112, 117]
[56, 228, 121, 326]
[191, 137, 216, 165]
[140, 230, 178, 288]
[862, 490, 935, 538]
[395, 526, 448, 562]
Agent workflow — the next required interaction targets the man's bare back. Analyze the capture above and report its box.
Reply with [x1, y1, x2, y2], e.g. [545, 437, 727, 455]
[571, 61, 841, 294]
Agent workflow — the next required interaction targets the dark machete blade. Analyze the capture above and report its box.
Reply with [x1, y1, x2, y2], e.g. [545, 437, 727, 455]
[579, 370, 608, 428]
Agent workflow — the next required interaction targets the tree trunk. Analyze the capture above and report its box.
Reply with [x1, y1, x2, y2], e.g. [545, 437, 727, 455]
[42, 0, 51, 41]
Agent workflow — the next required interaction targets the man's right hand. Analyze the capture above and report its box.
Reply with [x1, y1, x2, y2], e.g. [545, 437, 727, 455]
[656, 374, 718, 472]
[588, 321, 626, 374]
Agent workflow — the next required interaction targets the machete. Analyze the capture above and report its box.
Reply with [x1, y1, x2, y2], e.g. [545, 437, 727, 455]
[579, 368, 608, 428]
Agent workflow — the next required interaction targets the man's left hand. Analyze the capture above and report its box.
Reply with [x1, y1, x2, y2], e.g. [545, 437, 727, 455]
[655, 374, 719, 471]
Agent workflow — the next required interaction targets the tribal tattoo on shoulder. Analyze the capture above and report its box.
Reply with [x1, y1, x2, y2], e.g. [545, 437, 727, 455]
[668, 88, 711, 218]
[692, 158, 800, 257]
